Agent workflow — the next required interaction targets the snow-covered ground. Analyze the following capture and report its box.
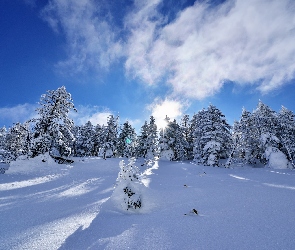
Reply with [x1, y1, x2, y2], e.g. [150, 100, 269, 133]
[1, 156, 295, 250]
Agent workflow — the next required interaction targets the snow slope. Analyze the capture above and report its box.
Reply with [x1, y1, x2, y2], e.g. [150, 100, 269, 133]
[1, 156, 295, 250]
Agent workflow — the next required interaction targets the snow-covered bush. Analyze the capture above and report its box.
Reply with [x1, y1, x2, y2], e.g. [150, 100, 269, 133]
[264, 147, 289, 169]
[115, 158, 142, 210]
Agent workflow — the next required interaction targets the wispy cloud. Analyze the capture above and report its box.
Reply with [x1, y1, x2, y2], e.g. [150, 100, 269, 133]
[124, 0, 295, 98]
[0, 104, 37, 126]
[40, 0, 295, 99]
[41, 0, 122, 75]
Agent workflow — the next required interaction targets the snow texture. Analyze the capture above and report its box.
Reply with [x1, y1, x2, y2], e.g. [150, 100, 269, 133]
[1, 156, 295, 249]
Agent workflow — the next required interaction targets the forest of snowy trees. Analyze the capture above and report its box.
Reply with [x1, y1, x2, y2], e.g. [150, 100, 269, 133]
[1, 86, 295, 168]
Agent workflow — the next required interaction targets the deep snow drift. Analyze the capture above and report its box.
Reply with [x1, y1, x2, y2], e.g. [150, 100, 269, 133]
[1, 156, 295, 250]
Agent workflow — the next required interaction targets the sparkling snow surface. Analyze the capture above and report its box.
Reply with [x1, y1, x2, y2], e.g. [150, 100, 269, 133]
[1, 157, 295, 250]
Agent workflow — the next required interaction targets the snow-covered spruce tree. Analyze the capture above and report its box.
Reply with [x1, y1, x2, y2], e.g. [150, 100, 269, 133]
[228, 108, 254, 166]
[196, 105, 232, 166]
[252, 101, 280, 165]
[117, 121, 137, 158]
[100, 115, 119, 159]
[136, 121, 149, 158]
[116, 158, 142, 210]
[180, 114, 191, 160]
[277, 106, 295, 168]
[136, 116, 158, 160]
[191, 109, 207, 163]
[158, 116, 173, 160]
[30, 86, 76, 160]
[146, 116, 158, 159]
[159, 117, 187, 161]
[0, 126, 7, 150]
[92, 124, 104, 156]
[5, 122, 31, 160]
[74, 121, 95, 157]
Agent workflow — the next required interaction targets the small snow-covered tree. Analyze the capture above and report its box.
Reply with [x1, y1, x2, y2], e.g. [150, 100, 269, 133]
[116, 158, 142, 210]
[30, 86, 76, 159]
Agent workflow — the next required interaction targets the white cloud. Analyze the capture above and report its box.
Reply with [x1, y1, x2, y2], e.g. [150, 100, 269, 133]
[124, 0, 295, 98]
[147, 98, 188, 129]
[41, 0, 122, 75]
[70, 105, 112, 126]
[0, 104, 37, 126]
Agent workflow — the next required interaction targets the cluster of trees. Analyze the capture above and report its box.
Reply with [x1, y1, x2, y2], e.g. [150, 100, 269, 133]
[0, 86, 295, 168]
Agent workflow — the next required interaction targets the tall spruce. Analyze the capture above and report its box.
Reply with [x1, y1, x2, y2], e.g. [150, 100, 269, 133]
[30, 86, 76, 158]
[194, 105, 231, 166]
[117, 121, 137, 158]
[100, 115, 119, 159]
[278, 106, 295, 168]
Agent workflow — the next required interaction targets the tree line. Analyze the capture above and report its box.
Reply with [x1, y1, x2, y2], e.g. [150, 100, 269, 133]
[0, 86, 295, 168]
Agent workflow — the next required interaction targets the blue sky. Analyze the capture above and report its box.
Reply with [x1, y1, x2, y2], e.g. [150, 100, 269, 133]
[1, 0, 295, 131]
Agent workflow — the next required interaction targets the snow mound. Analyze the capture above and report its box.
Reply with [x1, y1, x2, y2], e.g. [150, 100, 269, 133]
[159, 149, 173, 161]
[265, 147, 289, 169]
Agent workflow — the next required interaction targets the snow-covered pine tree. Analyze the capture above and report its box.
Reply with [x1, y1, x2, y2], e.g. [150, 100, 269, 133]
[6, 122, 31, 160]
[278, 106, 295, 168]
[117, 121, 137, 158]
[30, 86, 76, 160]
[74, 121, 95, 157]
[0, 126, 7, 150]
[92, 124, 103, 156]
[252, 101, 280, 165]
[228, 108, 253, 165]
[191, 109, 206, 163]
[116, 158, 142, 210]
[100, 115, 119, 159]
[158, 116, 173, 160]
[171, 119, 187, 161]
[146, 116, 158, 159]
[180, 114, 191, 160]
[197, 105, 231, 166]
[158, 117, 186, 161]
[136, 121, 149, 158]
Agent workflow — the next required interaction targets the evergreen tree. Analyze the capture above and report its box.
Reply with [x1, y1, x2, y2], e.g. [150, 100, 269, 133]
[136, 121, 149, 158]
[229, 108, 254, 165]
[195, 105, 231, 166]
[92, 124, 104, 156]
[74, 121, 95, 157]
[158, 116, 173, 160]
[100, 115, 119, 159]
[6, 122, 31, 160]
[117, 121, 137, 158]
[278, 106, 295, 168]
[30, 86, 76, 159]
[159, 117, 186, 161]
[146, 116, 158, 159]
[180, 114, 191, 160]
[191, 109, 206, 162]
[0, 126, 7, 150]
[116, 158, 142, 210]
